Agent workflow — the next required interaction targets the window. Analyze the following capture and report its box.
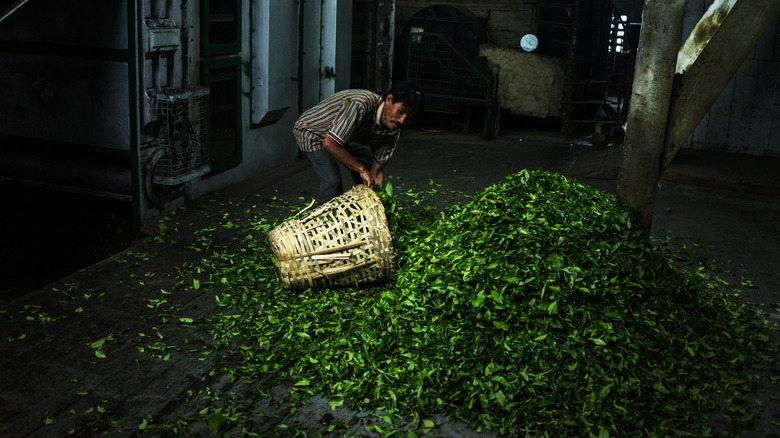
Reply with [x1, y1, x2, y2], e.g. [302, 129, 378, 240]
[609, 14, 629, 53]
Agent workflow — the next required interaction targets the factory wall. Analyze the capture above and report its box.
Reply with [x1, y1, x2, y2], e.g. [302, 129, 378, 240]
[0, 0, 358, 230]
[395, 0, 535, 49]
[0, 0, 135, 199]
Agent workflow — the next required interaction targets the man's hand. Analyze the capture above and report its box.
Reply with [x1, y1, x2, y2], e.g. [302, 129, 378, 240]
[322, 136, 374, 187]
[358, 167, 374, 187]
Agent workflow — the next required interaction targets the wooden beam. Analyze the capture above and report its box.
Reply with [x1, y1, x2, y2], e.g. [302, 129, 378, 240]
[675, 0, 737, 76]
[616, 0, 685, 233]
[663, 0, 780, 168]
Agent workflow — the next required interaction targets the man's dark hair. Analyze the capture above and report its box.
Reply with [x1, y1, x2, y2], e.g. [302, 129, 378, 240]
[385, 80, 425, 117]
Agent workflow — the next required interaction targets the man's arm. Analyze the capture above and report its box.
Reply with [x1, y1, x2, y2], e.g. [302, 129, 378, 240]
[321, 135, 373, 187]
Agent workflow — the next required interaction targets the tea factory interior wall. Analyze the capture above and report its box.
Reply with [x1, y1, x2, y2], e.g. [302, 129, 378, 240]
[395, 0, 535, 50]
[394, 1, 563, 119]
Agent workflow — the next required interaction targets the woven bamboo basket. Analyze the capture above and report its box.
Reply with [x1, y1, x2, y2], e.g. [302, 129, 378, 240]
[268, 185, 396, 290]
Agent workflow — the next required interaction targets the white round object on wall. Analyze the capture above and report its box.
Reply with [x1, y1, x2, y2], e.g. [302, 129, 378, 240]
[520, 34, 538, 52]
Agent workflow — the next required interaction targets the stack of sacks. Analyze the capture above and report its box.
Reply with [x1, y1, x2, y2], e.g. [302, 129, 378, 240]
[480, 44, 565, 119]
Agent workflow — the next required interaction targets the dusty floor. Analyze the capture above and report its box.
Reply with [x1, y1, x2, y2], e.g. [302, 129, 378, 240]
[0, 127, 778, 436]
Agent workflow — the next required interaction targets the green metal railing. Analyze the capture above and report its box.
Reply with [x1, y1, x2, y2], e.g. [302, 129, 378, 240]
[406, 32, 494, 106]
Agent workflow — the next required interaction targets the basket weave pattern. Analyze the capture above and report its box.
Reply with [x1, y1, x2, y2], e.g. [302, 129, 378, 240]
[268, 185, 396, 290]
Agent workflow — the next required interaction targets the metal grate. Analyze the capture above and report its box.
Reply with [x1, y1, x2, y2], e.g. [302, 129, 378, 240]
[154, 86, 210, 185]
[407, 32, 493, 105]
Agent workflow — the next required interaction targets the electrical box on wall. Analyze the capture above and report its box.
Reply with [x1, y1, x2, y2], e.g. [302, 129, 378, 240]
[149, 26, 180, 52]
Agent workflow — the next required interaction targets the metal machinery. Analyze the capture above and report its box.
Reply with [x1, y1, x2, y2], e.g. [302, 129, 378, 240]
[140, 3, 211, 209]
[143, 86, 210, 208]
[0, 0, 349, 232]
[0, 0, 212, 216]
[399, 6, 499, 139]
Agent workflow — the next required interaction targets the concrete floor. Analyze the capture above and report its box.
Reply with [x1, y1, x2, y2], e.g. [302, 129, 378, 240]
[1, 128, 778, 436]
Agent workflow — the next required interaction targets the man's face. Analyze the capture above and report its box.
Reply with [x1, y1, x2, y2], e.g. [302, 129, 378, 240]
[381, 94, 414, 130]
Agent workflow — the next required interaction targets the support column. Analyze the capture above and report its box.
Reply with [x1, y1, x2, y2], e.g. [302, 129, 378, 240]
[616, 0, 684, 234]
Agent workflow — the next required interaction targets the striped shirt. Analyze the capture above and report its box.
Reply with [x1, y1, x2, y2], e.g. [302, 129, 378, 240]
[293, 89, 401, 166]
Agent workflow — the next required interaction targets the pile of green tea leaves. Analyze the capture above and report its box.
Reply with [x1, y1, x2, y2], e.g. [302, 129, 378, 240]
[171, 170, 772, 436]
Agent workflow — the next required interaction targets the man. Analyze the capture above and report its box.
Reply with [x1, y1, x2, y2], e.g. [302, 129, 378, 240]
[293, 80, 424, 205]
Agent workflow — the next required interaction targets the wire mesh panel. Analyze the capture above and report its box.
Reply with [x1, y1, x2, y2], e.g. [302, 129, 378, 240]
[407, 32, 493, 105]
[154, 86, 210, 185]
